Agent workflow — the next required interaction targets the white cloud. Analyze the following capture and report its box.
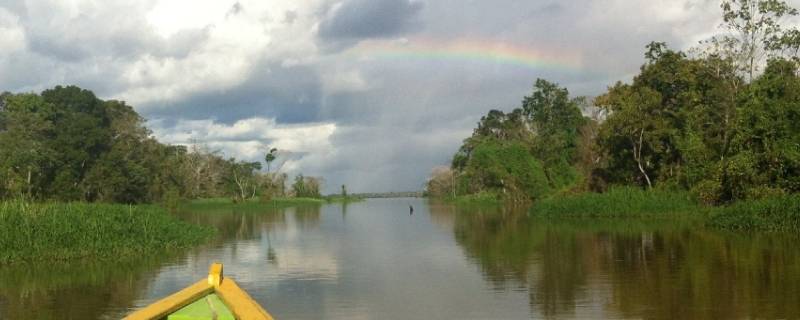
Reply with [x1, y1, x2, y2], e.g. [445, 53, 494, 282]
[151, 116, 336, 175]
[121, 0, 326, 107]
[1, 0, 327, 107]
[548, 0, 720, 44]
[146, 0, 233, 38]
[321, 67, 369, 93]
[0, 8, 25, 54]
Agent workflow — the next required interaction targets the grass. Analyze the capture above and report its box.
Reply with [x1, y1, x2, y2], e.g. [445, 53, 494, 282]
[445, 191, 503, 206]
[451, 186, 800, 232]
[708, 195, 800, 231]
[323, 195, 365, 203]
[0, 201, 214, 263]
[530, 187, 703, 218]
[185, 196, 366, 213]
[186, 197, 325, 211]
[182, 197, 328, 215]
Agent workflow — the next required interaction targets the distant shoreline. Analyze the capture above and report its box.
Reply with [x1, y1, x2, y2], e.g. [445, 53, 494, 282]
[350, 191, 424, 199]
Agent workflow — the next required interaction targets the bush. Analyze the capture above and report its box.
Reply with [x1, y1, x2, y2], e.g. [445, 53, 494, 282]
[691, 179, 723, 206]
[459, 140, 550, 202]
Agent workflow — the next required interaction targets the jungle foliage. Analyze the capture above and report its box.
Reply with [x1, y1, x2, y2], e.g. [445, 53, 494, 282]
[0, 86, 319, 204]
[431, 0, 800, 207]
[441, 79, 585, 202]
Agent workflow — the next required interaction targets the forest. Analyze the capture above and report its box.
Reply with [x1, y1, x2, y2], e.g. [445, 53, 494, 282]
[427, 0, 800, 226]
[0, 86, 325, 205]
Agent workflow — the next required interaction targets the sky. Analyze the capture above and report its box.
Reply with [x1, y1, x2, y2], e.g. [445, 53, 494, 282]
[0, 0, 769, 193]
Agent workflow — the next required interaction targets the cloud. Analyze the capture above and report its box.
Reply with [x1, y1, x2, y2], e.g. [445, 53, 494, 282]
[151, 117, 336, 175]
[317, 0, 423, 43]
[141, 61, 325, 124]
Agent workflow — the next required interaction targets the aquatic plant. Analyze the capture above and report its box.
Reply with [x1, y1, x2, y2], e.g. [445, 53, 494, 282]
[530, 187, 701, 217]
[708, 195, 800, 231]
[0, 201, 213, 263]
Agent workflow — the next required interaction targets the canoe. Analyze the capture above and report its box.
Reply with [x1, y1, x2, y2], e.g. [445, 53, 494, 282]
[124, 263, 274, 320]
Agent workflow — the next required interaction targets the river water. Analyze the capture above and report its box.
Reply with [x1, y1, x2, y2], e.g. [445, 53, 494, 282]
[1, 198, 799, 319]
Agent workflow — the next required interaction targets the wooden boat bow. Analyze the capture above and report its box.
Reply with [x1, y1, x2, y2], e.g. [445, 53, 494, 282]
[124, 263, 274, 320]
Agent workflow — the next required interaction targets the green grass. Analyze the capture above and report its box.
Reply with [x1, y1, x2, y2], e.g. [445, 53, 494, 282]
[183, 197, 326, 214]
[189, 197, 326, 206]
[445, 191, 503, 206]
[323, 195, 365, 203]
[708, 195, 800, 231]
[0, 201, 214, 263]
[530, 187, 703, 218]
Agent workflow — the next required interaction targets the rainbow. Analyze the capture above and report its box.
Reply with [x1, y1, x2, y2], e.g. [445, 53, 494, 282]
[345, 37, 584, 72]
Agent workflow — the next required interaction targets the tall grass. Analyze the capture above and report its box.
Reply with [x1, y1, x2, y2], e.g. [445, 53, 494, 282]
[442, 191, 503, 206]
[185, 197, 325, 213]
[708, 195, 800, 231]
[0, 201, 214, 263]
[323, 195, 365, 203]
[530, 187, 703, 217]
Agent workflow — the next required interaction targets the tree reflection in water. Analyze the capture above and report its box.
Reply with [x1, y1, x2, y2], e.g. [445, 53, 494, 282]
[0, 255, 174, 320]
[430, 200, 800, 319]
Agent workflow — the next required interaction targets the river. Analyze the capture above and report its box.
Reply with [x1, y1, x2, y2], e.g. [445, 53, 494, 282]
[1, 198, 799, 319]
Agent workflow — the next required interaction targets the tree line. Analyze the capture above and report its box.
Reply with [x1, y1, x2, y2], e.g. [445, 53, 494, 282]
[429, 0, 800, 205]
[0, 85, 322, 203]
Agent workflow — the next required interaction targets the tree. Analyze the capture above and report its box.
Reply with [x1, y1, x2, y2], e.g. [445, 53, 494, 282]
[39, 86, 112, 200]
[597, 84, 666, 188]
[727, 58, 800, 199]
[459, 140, 550, 202]
[0, 85, 310, 204]
[522, 79, 585, 188]
[0, 93, 56, 199]
[426, 166, 456, 197]
[292, 174, 322, 198]
[228, 160, 262, 201]
[707, 0, 799, 81]
[265, 148, 278, 172]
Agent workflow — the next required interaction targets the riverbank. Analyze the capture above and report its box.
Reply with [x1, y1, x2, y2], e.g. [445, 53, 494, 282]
[443, 187, 800, 232]
[530, 187, 701, 218]
[531, 188, 800, 231]
[708, 195, 800, 231]
[192, 197, 325, 206]
[323, 195, 365, 203]
[0, 201, 213, 264]
[186, 196, 363, 212]
[441, 192, 503, 206]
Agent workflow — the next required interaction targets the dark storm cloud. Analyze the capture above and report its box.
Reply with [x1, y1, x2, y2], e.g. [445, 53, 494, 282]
[318, 0, 423, 41]
[142, 62, 324, 125]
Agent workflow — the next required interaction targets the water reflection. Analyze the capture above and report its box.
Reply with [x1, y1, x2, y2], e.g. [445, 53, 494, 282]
[176, 205, 311, 241]
[3, 200, 800, 319]
[431, 201, 800, 319]
[0, 256, 172, 320]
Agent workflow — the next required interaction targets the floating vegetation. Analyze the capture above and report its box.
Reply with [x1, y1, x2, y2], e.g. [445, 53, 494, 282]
[530, 187, 702, 218]
[708, 195, 800, 232]
[0, 201, 214, 263]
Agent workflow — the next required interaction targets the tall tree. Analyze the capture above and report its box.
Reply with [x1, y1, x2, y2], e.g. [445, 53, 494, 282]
[710, 0, 799, 80]
[265, 147, 278, 172]
[522, 79, 585, 188]
[0, 93, 56, 199]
